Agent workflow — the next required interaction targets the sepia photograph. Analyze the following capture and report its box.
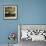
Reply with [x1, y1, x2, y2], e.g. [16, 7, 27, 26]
[4, 5, 17, 19]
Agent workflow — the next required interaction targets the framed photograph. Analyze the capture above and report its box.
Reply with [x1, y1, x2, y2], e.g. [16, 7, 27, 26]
[4, 5, 17, 19]
[18, 24, 46, 41]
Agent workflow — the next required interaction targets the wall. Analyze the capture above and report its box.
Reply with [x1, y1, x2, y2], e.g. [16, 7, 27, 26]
[0, 0, 46, 44]
[19, 0, 46, 24]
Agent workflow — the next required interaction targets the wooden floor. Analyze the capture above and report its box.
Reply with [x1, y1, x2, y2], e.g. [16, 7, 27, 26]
[0, 40, 46, 46]
[19, 40, 46, 46]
